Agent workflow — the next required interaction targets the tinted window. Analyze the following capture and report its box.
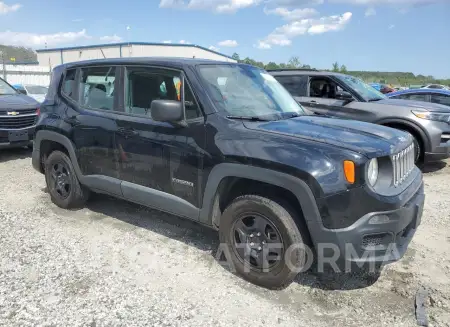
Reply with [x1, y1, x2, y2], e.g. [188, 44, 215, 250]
[274, 75, 307, 97]
[125, 67, 181, 117]
[431, 94, 450, 106]
[62, 69, 77, 99]
[79, 67, 116, 110]
[406, 94, 428, 102]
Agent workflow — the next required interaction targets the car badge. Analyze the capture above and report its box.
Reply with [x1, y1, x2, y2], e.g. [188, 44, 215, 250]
[7, 111, 20, 116]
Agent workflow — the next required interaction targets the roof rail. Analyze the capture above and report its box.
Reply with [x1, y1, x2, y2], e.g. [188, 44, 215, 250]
[266, 68, 319, 72]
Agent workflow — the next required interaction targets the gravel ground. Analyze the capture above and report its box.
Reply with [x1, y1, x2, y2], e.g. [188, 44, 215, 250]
[0, 148, 449, 327]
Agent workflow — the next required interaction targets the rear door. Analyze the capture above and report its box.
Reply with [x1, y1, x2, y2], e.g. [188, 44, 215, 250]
[64, 65, 122, 195]
[114, 65, 205, 219]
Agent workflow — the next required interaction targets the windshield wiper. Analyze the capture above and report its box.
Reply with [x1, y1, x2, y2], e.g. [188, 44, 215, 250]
[368, 98, 382, 102]
[226, 115, 274, 122]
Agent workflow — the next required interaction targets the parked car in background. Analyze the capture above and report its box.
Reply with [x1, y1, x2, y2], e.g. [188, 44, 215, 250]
[422, 84, 450, 90]
[13, 84, 48, 103]
[369, 83, 396, 94]
[388, 89, 450, 107]
[32, 58, 425, 289]
[0, 77, 40, 149]
[269, 69, 450, 164]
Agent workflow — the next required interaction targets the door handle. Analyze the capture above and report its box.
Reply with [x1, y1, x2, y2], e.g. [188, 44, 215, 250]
[117, 127, 138, 138]
[63, 116, 80, 126]
[309, 100, 318, 104]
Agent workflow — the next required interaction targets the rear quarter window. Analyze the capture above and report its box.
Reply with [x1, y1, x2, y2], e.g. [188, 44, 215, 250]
[61, 69, 77, 99]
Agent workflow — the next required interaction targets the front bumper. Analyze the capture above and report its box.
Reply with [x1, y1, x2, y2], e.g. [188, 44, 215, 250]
[424, 142, 450, 162]
[0, 127, 35, 150]
[309, 172, 424, 269]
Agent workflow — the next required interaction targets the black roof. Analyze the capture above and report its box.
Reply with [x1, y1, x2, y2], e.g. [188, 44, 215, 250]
[267, 69, 345, 77]
[57, 57, 239, 70]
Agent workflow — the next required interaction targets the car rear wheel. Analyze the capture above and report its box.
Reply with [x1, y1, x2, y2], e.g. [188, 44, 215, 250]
[44, 150, 89, 209]
[219, 195, 308, 289]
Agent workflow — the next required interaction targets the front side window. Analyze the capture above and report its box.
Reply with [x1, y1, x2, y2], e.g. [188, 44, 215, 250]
[125, 67, 181, 117]
[78, 66, 116, 110]
[431, 94, 450, 106]
[336, 75, 387, 102]
[197, 64, 304, 118]
[125, 67, 201, 119]
[0, 78, 18, 95]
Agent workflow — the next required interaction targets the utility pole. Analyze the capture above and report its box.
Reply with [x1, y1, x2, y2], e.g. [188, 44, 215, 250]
[0, 50, 6, 80]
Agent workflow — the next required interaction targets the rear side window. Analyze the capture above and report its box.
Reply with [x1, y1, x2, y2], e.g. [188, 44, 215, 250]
[274, 75, 307, 97]
[431, 94, 450, 106]
[78, 66, 116, 111]
[406, 94, 428, 102]
[62, 69, 76, 99]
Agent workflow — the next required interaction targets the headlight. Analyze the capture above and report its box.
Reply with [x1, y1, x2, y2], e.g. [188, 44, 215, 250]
[367, 158, 379, 186]
[412, 110, 450, 123]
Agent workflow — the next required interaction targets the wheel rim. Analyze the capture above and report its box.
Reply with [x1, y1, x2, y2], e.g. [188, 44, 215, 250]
[49, 162, 71, 199]
[231, 213, 284, 271]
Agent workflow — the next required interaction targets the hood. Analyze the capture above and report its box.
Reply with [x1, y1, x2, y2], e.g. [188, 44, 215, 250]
[28, 94, 46, 103]
[377, 98, 450, 112]
[0, 94, 40, 109]
[244, 116, 412, 158]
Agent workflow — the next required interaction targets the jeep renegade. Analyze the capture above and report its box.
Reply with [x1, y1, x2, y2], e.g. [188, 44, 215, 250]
[32, 58, 425, 289]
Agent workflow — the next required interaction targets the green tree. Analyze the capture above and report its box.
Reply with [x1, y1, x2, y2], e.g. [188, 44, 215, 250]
[332, 62, 340, 72]
[231, 52, 240, 61]
[264, 62, 279, 70]
[288, 56, 301, 68]
[340, 65, 347, 73]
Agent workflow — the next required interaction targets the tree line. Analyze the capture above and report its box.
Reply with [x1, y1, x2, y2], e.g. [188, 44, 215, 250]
[231, 53, 450, 87]
[0, 45, 37, 63]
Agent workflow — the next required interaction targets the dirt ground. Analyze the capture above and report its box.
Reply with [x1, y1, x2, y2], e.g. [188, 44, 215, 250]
[0, 148, 449, 327]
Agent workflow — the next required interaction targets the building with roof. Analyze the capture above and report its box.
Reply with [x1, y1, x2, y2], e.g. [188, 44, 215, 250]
[35, 42, 236, 68]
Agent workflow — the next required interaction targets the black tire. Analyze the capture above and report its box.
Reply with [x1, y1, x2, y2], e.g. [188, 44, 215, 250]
[44, 150, 89, 209]
[398, 129, 422, 163]
[219, 195, 307, 289]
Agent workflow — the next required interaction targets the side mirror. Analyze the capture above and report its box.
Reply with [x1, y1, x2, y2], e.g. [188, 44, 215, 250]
[336, 91, 353, 101]
[151, 100, 184, 124]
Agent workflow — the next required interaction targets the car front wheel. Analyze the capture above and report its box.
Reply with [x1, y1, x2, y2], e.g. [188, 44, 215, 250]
[219, 195, 308, 289]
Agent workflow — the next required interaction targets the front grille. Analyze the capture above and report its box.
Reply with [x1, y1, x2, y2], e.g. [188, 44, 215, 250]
[0, 115, 37, 129]
[391, 144, 415, 187]
[0, 108, 37, 115]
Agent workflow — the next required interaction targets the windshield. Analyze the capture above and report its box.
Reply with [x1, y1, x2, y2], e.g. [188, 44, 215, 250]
[197, 64, 304, 118]
[337, 75, 387, 102]
[0, 78, 18, 95]
[26, 85, 48, 94]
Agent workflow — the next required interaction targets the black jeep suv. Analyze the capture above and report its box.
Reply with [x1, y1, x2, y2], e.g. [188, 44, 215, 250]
[32, 58, 424, 289]
[0, 77, 40, 149]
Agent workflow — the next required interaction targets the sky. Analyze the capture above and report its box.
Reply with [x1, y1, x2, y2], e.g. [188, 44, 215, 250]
[0, 0, 449, 78]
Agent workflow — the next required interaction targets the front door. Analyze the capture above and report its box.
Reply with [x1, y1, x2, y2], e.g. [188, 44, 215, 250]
[115, 66, 205, 220]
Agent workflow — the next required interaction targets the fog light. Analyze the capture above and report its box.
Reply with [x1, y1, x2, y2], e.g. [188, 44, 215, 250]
[369, 215, 390, 224]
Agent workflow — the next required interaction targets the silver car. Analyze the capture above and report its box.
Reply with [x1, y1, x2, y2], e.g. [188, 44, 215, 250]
[270, 69, 450, 164]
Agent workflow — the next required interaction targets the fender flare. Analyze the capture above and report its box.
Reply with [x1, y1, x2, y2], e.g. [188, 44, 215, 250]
[199, 163, 323, 240]
[33, 130, 123, 196]
[376, 118, 431, 152]
[33, 130, 83, 177]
